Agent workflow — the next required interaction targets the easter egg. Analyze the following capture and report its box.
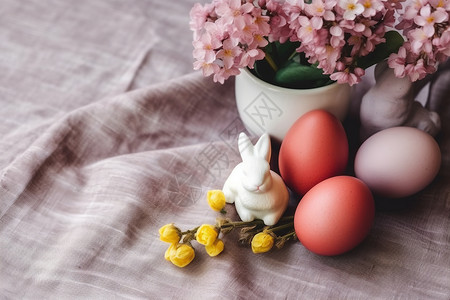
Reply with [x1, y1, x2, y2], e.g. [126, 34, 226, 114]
[354, 127, 441, 198]
[294, 176, 375, 256]
[279, 110, 348, 195]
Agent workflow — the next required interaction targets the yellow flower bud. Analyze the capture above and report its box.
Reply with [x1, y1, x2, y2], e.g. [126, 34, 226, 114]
[165, 243, 177, 261]
[207, 190, 226, 212]
[159, 223, 181, 244]
[196, 224, 218, 246]
[169, 243, 195, 268]
[251, 232, 274, 254]
[205, 239, 225, 257]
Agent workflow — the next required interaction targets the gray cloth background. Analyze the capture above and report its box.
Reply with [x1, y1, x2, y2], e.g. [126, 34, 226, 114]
[0, 0, 449, 299]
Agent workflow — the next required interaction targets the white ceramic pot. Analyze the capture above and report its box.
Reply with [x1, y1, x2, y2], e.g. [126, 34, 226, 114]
[235, 68, 352, 141]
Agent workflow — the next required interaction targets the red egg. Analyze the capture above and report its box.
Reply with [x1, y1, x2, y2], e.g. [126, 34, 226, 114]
[279, 110, 348, 195]
[294, 176, 375, 256]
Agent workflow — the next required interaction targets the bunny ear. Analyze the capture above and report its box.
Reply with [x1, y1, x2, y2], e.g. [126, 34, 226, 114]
[254, 133, 271, 162]
[238, 132, 254, 161]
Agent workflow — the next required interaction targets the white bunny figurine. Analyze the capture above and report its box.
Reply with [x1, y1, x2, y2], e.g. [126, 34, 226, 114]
[222, 132, 289, 226]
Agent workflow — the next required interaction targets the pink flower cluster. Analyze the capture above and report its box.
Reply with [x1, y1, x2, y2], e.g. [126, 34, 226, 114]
[281, 0, 397, 85]
[388, 0, 450, 82]
[190, 0, 450, 86]
[190, 0, 272, 83]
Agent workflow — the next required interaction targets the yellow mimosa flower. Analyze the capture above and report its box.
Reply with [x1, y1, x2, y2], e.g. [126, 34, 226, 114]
[205, 239, 225, 257]
[196, 224, 219, 246]
[159, 223, 181, 244]
[169, 243, 195, 268]
[251, 232, 274, 254]
[207, 190, 226, 212]
[165, 243, 177, 261]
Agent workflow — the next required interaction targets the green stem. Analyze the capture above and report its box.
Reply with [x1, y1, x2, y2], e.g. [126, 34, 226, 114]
[274, 230, 297, 249]
[267, 221, 294, 233]
[221, 216, 294, 230]
[287, 50, 298, 61]
[181, 226, 199, 235]
[221, 219, 265, 230]
[279, 231, 297, 240]
[264, 52, 278, 72]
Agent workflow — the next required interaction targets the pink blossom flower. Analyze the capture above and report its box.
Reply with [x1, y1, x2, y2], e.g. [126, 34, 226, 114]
[216, 0, 254, 26]
[189, 3, 214, 33]
[348, 34, 364, 56]
[352, 19, 373, 36]
[382, 7, 396, 27]
[410, 28, 433, 54]
[203, 21, 226, 42]
[404, 58, 430, 81]
[362, 32, 385, 54]
[305, 0, 336, 20]
[240, 48, 265, 69]
[389, 43, 437, 82]
[213, 66, 240, 84]
[250, 34, 269, 48]
[283, 0, 305, 30]
[388, 46, 408, 78]
[329, 61, 364, 85]
[330, 24, 345, 47]
[434, 29, 450, 56]
[231, 14, 258, 44]
[317, 45, 341, 72]
[268, 14, 291, 42]
[390, 0, 450, 81]
[254, 13, 271, 35]
[295, 16, 322, 43]
[194, 60, 220, 77]
[285, 0, 305, 13]
[264, 0, 292, 42]
[429, 0, 450, 10]
[403, 0, 428, 19]
[360, 0, 384, 17]
[216, 38, 241, 69]
[339, 0, 365, 20]
[193, 32, 222, 63]
[414, 4, 448, 37]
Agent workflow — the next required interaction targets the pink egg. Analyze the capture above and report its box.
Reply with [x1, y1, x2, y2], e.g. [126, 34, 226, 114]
[294, 176, 374, 256]
[354, 127, 441, 198]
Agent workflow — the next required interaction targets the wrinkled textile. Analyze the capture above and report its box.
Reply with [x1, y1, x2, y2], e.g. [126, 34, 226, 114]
[0, 1, 449, 299]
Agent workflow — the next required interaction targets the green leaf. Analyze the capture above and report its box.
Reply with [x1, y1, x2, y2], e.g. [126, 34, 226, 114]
[356, 30, 404, 70]
[251, 41, 335, 88]
[275, 41, 300, 65]
[253, 58, 276, 83]
[274, 61, 330, 89]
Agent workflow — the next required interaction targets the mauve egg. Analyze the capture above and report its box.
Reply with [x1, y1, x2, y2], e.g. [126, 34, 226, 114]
[354, 127, 441, 198]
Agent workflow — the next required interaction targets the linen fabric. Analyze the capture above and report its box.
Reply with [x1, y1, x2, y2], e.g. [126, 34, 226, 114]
[0, 0, 449, 299]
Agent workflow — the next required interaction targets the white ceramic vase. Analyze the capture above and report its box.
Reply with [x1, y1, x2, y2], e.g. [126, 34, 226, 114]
[235, 68, 352, 141]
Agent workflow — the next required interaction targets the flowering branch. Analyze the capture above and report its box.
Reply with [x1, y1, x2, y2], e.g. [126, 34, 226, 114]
[388, 0, 450, 82]
[159, 190, 297, 268]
